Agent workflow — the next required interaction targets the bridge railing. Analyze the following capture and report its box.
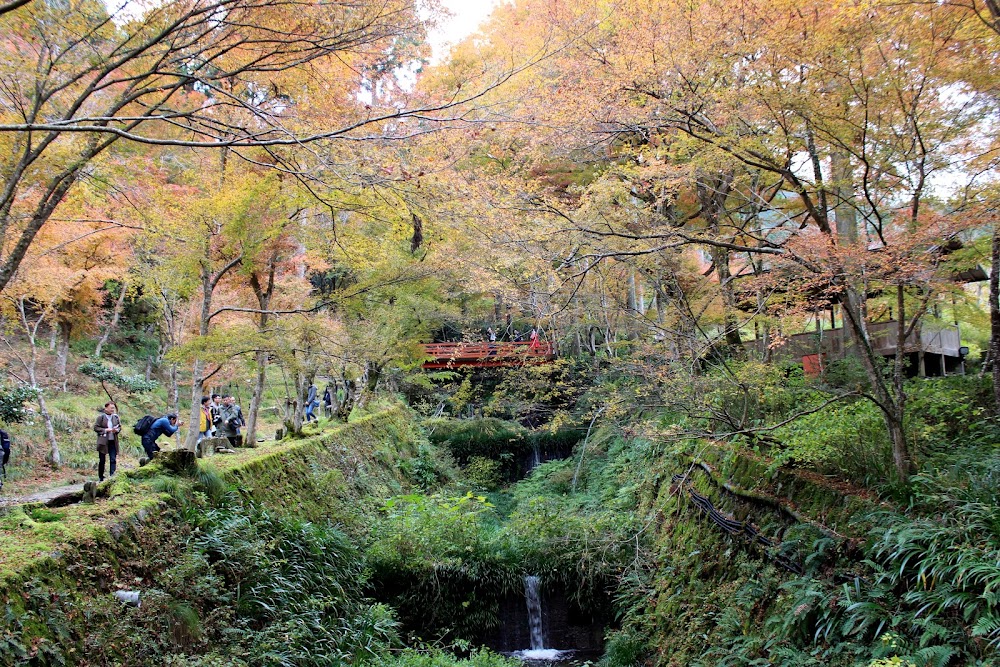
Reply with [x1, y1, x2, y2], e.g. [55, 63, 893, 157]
[421, 341, 555, 367]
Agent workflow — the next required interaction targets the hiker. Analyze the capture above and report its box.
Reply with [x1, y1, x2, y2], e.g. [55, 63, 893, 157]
[93, 401, 121, 482]
[217, 395, 241, 448]
[304, 384, 318, 423]
[529, 327, 541, 350]
[141, 414, 180, 460]
[198, 396, 212, 443]
[323, 385, 333, 418]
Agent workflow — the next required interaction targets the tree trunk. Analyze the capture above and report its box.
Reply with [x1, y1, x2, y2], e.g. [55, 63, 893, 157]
[94, 282, 128, 359]
[327, 382, 340, 418]
[283, 396, 298, 434]
[990, 226, 1000, 413]
[711, 245, 744, 348]
[185, 358, 204, 451]
[169, 363, 179, 414]
[840, 285, 913, 483]
[696, 170, 742, 349]
[887, 414, 912, 484]
[26, 349, 59, 467]
[245, 263, 275, 448]
[831, 150, 858, 243]
[185, 269, 215, 451]
[55, 320, 71, 379]
[184, 254, 242, 450]
[37, 392, 60, 467]
[336, 373, 358, 422]
[14, 300, 60, 466]
[245, 355, 268, 447]
[284, 369, 309, 436]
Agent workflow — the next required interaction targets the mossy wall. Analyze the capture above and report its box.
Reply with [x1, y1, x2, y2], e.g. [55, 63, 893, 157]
[0, 407, 423, 666]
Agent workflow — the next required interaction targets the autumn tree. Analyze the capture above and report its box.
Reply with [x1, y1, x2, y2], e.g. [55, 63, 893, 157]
[439, 0, 997, 481]
[1, 218, 127, 465]
[0, 0, 514, 298]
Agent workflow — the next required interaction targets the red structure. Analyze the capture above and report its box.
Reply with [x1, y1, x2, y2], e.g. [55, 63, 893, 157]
[421, 341, 556, 369]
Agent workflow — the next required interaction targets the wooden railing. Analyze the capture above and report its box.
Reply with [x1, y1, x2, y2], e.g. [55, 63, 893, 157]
[745, 320, 962, 361]
[421, 341, 555, 369]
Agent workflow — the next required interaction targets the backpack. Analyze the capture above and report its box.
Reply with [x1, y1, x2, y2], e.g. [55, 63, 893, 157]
[133, 415, 156, 436]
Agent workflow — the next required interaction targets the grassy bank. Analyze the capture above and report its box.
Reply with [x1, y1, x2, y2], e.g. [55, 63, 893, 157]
[0, 406, 430, 665]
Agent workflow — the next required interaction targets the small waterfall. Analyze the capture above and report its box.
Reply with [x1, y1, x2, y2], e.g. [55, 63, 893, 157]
[524, 575, 546, 650]
[530, 444, 542, 470]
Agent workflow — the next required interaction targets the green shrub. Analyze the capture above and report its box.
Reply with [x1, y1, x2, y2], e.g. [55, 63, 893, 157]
[463, 456, 503, 491]
[599, 630, 650, 667]
[774, 398, 894, 486]
[425, 418, 531, 461]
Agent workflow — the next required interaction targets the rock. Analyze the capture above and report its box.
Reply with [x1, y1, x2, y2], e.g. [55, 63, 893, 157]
[82, 481, 97, 504]
[159, 449, 197, 474]
[113, 590, 141, 607]
[275, 428, 284, 440]
[197, 437, 222, 458]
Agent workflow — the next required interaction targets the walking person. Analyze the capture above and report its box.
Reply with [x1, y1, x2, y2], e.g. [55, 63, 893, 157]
[94, 402, 121, 482]
[141, 414, 180, 460]
[304, 383, 318, 423]
[323, 385, 333, 419]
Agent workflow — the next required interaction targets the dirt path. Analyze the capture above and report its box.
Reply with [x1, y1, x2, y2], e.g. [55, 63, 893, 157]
[0, 482, 85, 508]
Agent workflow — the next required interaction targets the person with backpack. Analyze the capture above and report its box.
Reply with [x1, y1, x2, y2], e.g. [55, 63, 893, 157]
[138, 414, 180, 460]
[93, 402, 121, 482]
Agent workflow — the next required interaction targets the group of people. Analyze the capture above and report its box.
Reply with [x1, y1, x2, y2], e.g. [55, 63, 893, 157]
[484, 326, 543, 349]
[198, 394, 245, 447]
[304, 383, 334, 422]
[94, 402, 181, 481]
[92, 393, 244, 482]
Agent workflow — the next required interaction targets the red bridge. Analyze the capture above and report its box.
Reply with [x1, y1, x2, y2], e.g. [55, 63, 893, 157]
[421, 341, 556, 369]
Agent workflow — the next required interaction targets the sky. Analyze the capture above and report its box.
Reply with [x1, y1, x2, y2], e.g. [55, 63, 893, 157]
[427, 0, 502, 62]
